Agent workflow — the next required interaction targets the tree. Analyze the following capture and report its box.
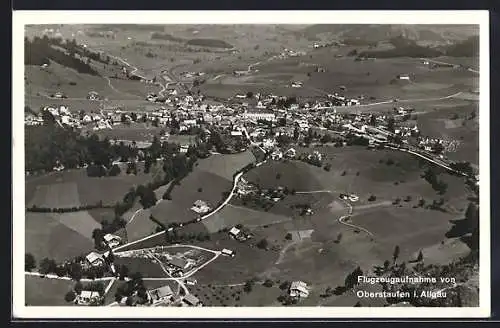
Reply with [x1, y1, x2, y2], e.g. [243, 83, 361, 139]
[65, 290, 76, 303]
[243, 280, 254, 293]
[383, 260, 390, 270]
[69, 262, 83, 281]
[387, 116, 395, 133]
[108, 164, 121, 177]
[417, 250, 424, 262]
[92, 228, 105, 249]
[368, 195, 376, 202]
[25, 253, 36, 272]
[285, 233, 292, 240]
[263, 279, 274, 287]
[246, 91, 254, 98]
[393, 245, 400, 265]
[354, 301, 362, 307]
[256, 238, 269, 250]
[465, 202, 479, 232]
[74, 281, 83, 294]
[335, 233, 343, 244]
[39, 257, 57, 274]
[279, 281, 291, 290]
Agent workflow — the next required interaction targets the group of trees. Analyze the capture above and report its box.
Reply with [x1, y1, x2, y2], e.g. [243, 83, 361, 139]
[421, 168, 448, 195]
[25, 124, 134, 174]
[27, 201, 111, 213]
[114, 272, 148, 305]
[25, 36, 100, 75]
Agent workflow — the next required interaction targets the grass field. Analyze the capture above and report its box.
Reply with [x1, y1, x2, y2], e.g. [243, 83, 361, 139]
[87, 207, 115, 225]
[202, 204, 292, 233]
[195, 150, 256, 181]
[26, 168, 158, 207]
[125, 208, 160, 242]
[27, 182, 81, 208]
[25, 275, 76, 306]
[92, 124, 164, 142]
[150, 170, 232, 226]
[51, 211, 101, 240]
[243, 160, 323, 191]
[113, 256, 166, 278]
[25, 212, 94, 263]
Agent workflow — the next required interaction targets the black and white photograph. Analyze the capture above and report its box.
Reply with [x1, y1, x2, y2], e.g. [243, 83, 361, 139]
[12, 10, 490, 318]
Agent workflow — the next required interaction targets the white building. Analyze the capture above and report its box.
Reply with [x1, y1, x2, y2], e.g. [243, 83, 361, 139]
[147, 285, 174, 306]
[191, 200, 211, 214]
[103, 233, 122, 248]
[243, 110, 276, 122]
[289, 281, 310, 298]
[228, 227, 241, 239]
[85, 252, 105, 267]
[221, 248, 235, 257]
[76, 291, 101, 305]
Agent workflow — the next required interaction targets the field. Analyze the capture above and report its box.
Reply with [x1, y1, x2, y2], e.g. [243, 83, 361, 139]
[92, 124, 164, 143]
[26, 212, 94, 263]
[243, 160, 323, 191]
[26, 168, 158, 207]
[150, 169, 232, 226]
[202, 204, 292, 233]
[195, 150, 256, 180]
[125, 207, 159, 242]
[113, 256, 166, 278]
[25, 275, 76, 306]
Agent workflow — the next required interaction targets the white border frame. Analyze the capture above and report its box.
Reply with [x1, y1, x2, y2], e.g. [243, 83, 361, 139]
[12, 10, 490, 319]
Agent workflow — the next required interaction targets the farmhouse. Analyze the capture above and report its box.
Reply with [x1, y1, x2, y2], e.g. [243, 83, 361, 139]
[191, 200, 211, 214]
[228, 227, 242, 239]
[103, 233, 122, 248]
[221, 248, 235, 257]
[75, 290, 101, 305]
[289, 281, 310, 298]
[182, 294, 202, 306]
[85, 252, 105, 267]
[147, 285, 174, 305]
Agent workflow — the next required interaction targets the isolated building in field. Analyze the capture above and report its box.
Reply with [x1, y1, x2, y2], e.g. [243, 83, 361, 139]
[221, 248, 235, 257]
[228, 227, 242, 239]
[147, 285, 174, 305]
[85, 252, 105, 267]
[191, 200, 211, 214]
[289, 281, 310, 298]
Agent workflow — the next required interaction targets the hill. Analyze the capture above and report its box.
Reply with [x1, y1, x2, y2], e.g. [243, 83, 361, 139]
[25, 36, 100, 76]
[298, 24, 478, 44]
